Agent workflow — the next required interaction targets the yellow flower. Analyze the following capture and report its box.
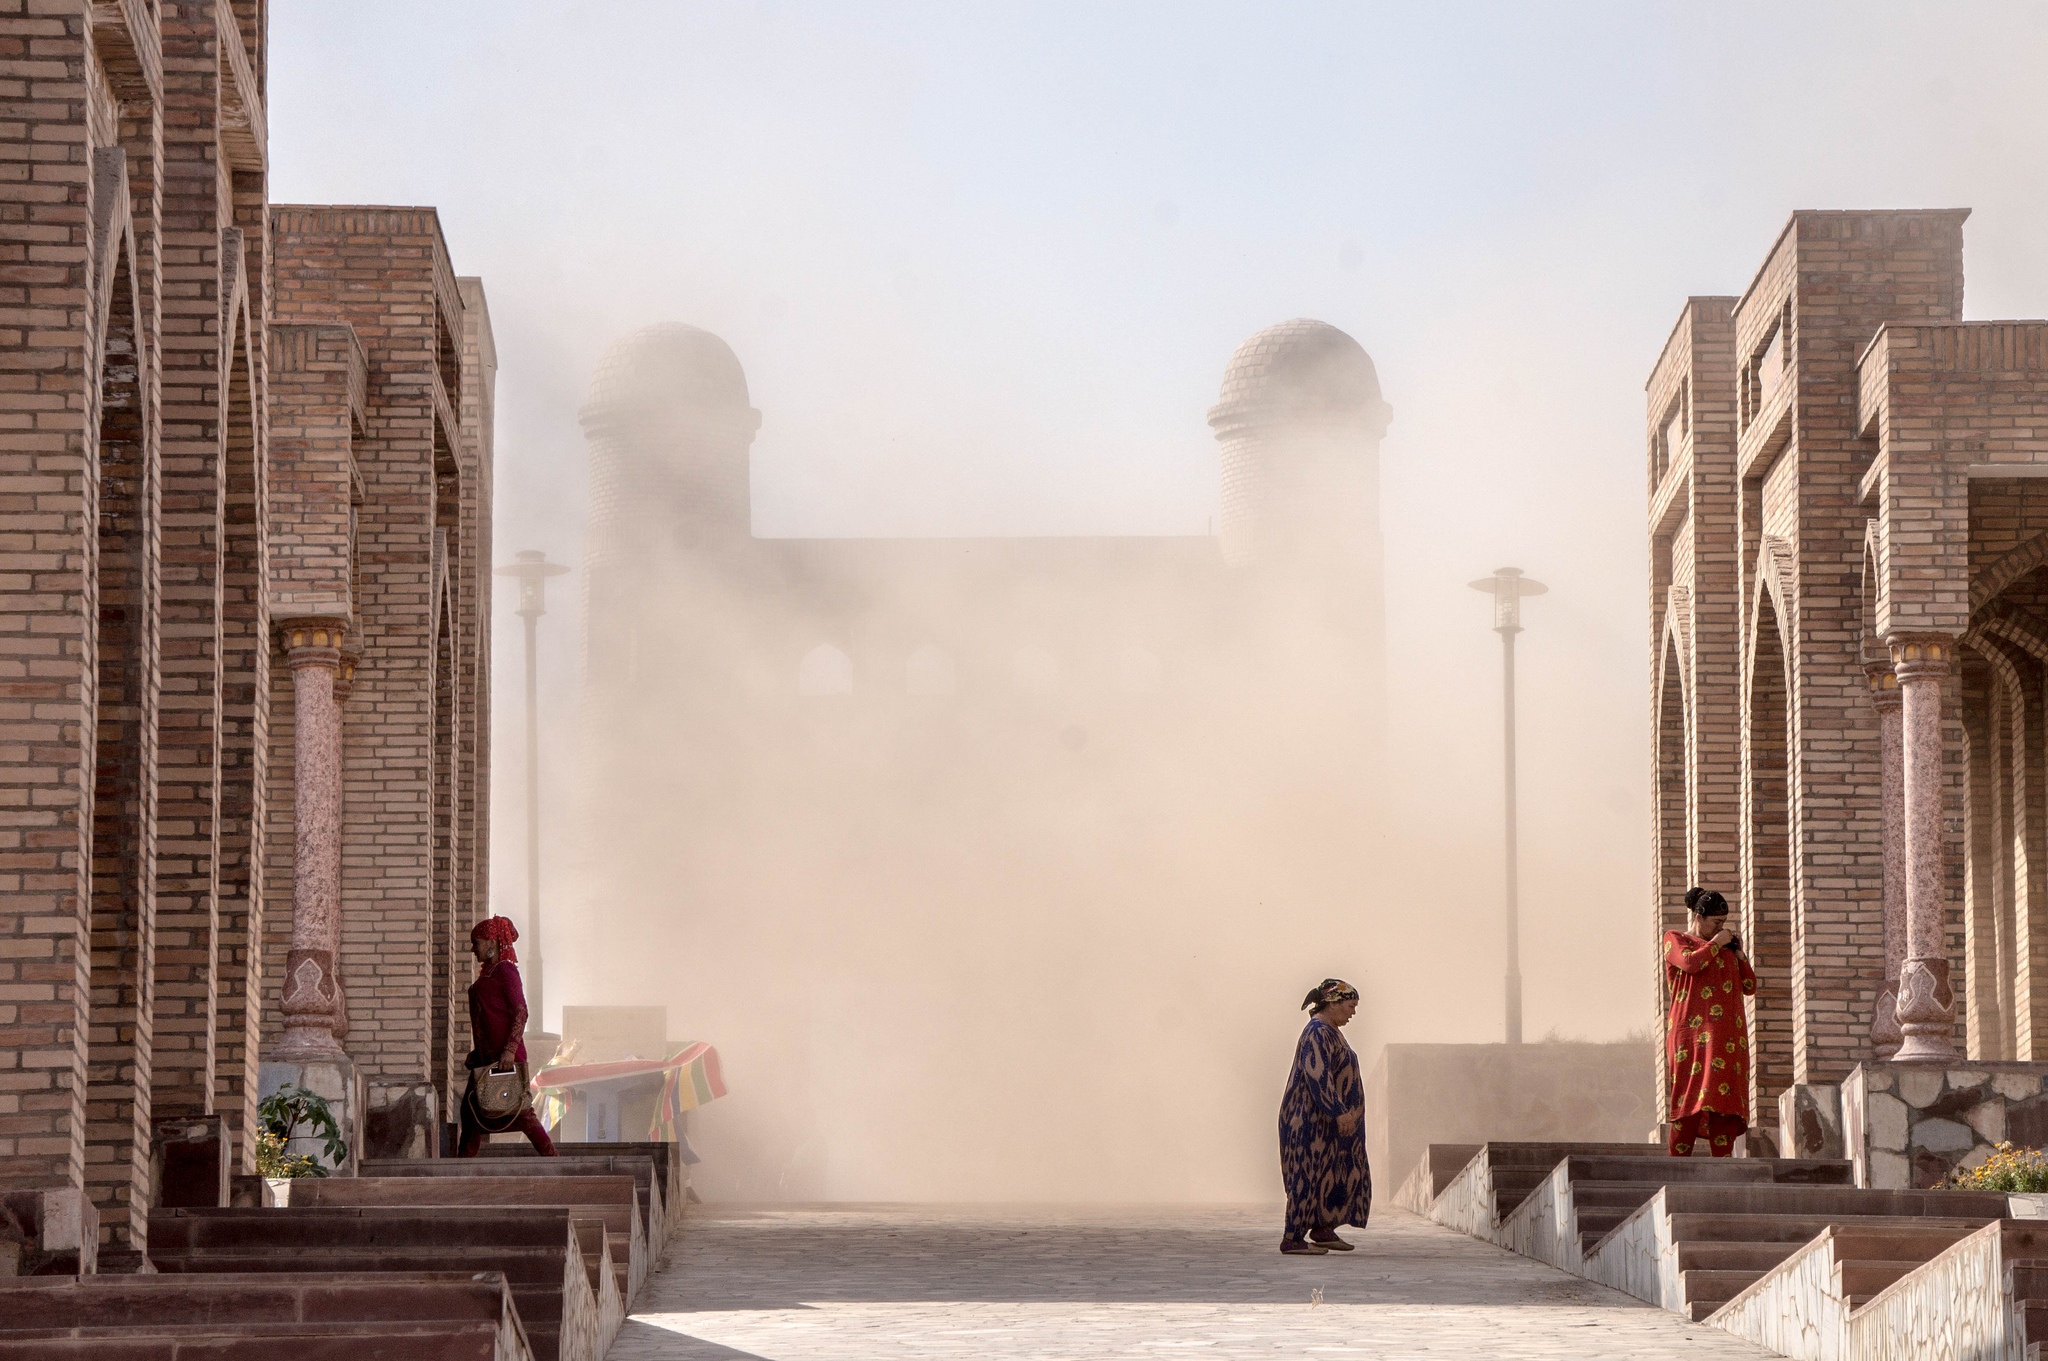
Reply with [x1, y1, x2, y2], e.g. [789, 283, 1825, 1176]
[1709, 1005, 1725, 1019]
[1718, 1083, 1732, 1095]
[1712, 1058, 1726, 1070]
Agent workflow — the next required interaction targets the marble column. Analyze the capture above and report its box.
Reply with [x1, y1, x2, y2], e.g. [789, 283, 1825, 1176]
[271, 620, 349, 1060]
[1869, 664, 1906, 1058]
[1891, 636, 1959, 1063]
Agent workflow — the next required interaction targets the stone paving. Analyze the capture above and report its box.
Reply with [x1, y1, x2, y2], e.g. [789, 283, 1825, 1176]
[612, 1204, 1775, 1359]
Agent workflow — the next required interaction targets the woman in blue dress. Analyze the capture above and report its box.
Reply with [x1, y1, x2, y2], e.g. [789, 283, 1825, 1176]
[1278, 978, 1371, 1254]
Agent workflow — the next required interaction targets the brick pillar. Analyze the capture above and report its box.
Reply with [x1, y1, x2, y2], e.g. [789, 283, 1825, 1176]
[1869, 664, 1905, 1059]
[271, 620, 347, 1060]
[1893, 637, 1959, 1062]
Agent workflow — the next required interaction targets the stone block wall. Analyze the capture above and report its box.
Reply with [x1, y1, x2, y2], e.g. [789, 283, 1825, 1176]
[1841, 1060, 2048, 1188]
[1364, 1042, 1656, 1188]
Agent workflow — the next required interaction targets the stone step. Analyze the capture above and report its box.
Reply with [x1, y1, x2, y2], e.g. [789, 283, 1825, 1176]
[1658, 1185, 2011, 1218]
[1414, 1144, 1482, 1200]
[1673, 1240, 1802, 1273]
[147, 1251, 571, 1315]
[150, 1205, 586, 1252]
[1838, 1259, 1933, 1298]
[361, 1157, 664, 1249]
[1474, 1142, 1653, 1166]
[1667, 1212, 1996, 1244]
[0, 1271, 518, 1332]
[1567, 1155, 1853, 1185]
[1679, 1268, 1759, 1312]
[475, 1141, 685, 1209]
[293, 1177, 641, 1299]
[0, 1321, 508, 1360]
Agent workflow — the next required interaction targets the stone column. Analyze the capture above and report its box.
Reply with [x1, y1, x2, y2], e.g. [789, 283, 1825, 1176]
[1891, 636, 1959, 1063]
[1868, 663, 1906, 1059]
[271, 620, 348, 1060]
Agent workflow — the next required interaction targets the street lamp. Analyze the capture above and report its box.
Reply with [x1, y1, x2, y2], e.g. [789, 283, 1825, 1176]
[496, 549, 570, 1051]
[1467, 567, 1547, 1046]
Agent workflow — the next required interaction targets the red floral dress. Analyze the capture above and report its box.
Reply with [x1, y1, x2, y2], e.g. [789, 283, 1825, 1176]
[1663, 931, 1758, 1123]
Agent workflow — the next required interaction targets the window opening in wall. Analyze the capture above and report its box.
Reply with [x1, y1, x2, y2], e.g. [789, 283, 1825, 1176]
[799, 643, 853, 696]
[1656, 386, 1687, 484]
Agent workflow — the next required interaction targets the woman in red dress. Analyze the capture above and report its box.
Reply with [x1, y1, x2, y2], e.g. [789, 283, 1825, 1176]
[1664, 887, 1758, 1157]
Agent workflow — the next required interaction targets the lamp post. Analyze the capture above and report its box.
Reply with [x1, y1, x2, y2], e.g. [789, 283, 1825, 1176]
[496, 549, 570, 1050]
[1468, 567, 1547, 1046]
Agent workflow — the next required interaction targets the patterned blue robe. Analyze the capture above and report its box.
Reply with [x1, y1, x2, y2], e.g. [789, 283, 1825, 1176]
[1278, 1016, 1371, 1241]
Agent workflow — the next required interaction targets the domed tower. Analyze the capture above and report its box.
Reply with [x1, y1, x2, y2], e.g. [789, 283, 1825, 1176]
[1208, 319, 1391, 731]
[578, 324, 762, 678]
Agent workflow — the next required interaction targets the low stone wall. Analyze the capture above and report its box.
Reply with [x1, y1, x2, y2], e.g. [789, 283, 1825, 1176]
[1425, 1149, 1503, 1243]
[1708, 1228, 1847, 1361]
[1843, 1221, 2015, 1360]
[1583, 1190, 1682, 1312]
[1364, 1042, 1656, 1191]
[1842, 1061, 2048, 1188]
[1496, 1161, 1582, 1274]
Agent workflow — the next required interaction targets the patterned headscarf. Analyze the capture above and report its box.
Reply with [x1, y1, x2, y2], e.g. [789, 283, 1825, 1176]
[471, 915, 518, 964]
[1301, 978, 1360, 1012]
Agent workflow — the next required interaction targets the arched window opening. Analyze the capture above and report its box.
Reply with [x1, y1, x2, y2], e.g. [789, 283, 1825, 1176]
[798, 643, 853, 696]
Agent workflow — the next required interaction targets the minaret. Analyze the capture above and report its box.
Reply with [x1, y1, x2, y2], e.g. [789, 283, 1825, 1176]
[1208, 318, 1392, 725]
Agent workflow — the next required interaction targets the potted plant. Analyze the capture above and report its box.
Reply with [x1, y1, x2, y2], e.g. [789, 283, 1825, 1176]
[257, 1085, 350, 1202]
[1942, 1141, 2048, 1215]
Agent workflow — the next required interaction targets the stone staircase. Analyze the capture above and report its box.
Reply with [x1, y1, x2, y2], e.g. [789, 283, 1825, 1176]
[1409, 1139, 2044, 1356]
[367, 1152, 679, 1262]
[147, 1203, 622, 1361]
[0, 1270, 532, 1359]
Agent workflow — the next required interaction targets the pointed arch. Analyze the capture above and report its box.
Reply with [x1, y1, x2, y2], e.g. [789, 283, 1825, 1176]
[1743, 571, 1796, 1131]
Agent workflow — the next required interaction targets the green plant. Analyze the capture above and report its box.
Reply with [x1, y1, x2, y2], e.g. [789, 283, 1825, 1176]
[258, 1084, 348, 1175]
[253, 1130, 320, 1180]
[1943, 1141, 2048, 1193]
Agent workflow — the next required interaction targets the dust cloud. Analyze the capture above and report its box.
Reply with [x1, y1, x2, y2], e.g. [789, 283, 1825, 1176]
[542, 323, 1545, 1202]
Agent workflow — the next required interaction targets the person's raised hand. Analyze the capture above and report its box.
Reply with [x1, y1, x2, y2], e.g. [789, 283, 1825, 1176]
[1711, 929, 1735, 948]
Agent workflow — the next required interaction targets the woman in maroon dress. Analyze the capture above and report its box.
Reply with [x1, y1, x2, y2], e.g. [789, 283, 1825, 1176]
[459, 916, 558, 1157]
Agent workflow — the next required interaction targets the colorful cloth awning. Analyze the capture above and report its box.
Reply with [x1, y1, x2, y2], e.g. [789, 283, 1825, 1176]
[531, 1041, 726, 1141]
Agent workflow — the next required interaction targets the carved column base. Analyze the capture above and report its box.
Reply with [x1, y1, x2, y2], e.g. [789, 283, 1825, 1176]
[270, 947, 346, 1061]
[1891, 956, 1958, 1063]
[1870, 976, 1903, 1060]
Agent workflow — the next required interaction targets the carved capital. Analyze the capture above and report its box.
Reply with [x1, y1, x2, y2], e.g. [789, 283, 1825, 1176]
[1887, 635, 1956, 685]
[1865, 663, 1903, 711]
[277, 616, 349, 671]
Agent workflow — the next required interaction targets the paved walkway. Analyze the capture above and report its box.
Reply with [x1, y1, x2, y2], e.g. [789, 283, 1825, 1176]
[612, 1204, 1775, 1359]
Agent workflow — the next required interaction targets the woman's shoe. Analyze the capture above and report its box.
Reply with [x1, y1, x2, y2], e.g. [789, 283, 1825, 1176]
[1310, 1232, 1354, 1251]
[1280, 1239, 1329, 1255]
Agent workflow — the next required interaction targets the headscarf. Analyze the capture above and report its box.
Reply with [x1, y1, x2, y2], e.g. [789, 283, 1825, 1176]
[1301, 978, 1360, 1012]
[471, 915, 519, 964]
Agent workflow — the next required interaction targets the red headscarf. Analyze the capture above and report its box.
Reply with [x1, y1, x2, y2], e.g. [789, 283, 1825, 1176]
[471, 915, 518, 964]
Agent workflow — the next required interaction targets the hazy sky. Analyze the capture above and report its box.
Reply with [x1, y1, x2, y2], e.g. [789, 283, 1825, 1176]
[271, 3, 2048, 1045]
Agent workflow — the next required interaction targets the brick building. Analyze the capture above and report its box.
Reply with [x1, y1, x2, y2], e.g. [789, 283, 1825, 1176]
[1650, 209, 2048, 1181]
[0, 2, 494, 1254]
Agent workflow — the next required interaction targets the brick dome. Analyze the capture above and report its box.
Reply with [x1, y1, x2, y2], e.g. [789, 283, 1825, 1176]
[586, 323, 752, 415]
[1212, 318, 1380, 418]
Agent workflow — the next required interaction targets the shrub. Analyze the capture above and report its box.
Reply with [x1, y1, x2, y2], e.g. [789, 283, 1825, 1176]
[258, 1085, 348, 1176]
[1943, 1141, 2048, 1193]
[253, 1131, 320, 1180]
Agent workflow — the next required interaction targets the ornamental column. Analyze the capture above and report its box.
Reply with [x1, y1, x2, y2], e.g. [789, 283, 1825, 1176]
[1891, 636, 1959, 1063]
[1868, 663, 1906, 1059]
[271, 619, 350, 1059]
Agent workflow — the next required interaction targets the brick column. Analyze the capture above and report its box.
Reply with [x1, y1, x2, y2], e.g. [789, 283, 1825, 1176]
[271, 620, 348, 1060]
[1869, 664, 1905, 1059]
[1892, 637, 1959, 1063]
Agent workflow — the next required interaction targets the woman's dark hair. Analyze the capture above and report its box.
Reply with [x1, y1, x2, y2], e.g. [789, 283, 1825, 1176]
[1685, 886, 1729, 918]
